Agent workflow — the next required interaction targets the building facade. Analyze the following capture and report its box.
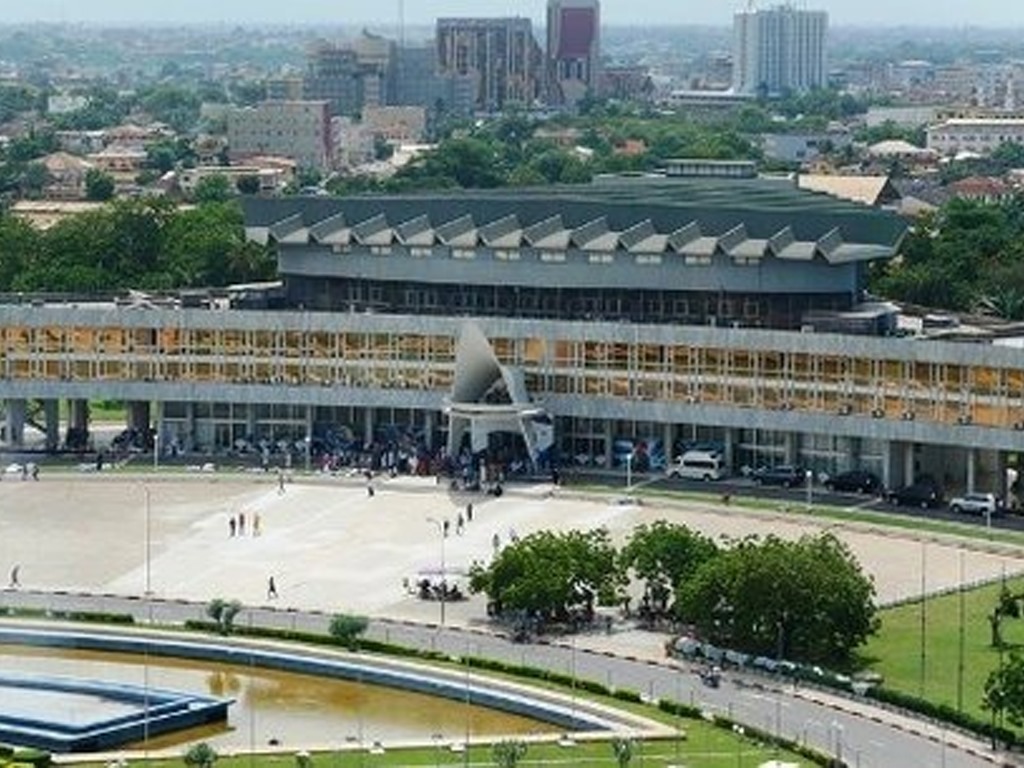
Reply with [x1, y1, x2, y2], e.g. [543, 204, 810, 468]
[732, 4, 828, 96]
[436, 17, 543, 113]
[227, 101, 332, 171]
[1, 177, 1020, 498]
[926, 117, 1024, 157]
[546, 0, 601, 107]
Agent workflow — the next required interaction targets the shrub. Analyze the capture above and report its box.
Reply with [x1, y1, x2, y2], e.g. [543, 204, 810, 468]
[328, 614, 369, 649]
[183, 742, 218, 768]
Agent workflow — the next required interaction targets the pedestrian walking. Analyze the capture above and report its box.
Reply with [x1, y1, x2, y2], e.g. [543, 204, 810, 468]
[238, 512, 246, 536]
[466, 502, 473, 522]
[456, 513, 464, 535]
[253, 513, 261, 537]
[30, 464, 39, 481]
[8, 565, 20, 588]
[443, 519, 450, 537]
[277, 469, 286, 495]
[492, 532, 501, 553]
[367, 483, 375, 498]
[229, 516, 237, 537]
[267, 575, 278, 600]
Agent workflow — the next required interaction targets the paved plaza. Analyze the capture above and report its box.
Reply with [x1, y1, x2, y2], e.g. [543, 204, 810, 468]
[1, 472, 1022, 656]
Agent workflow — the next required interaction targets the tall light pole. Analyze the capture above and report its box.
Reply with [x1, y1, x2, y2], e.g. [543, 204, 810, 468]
[426, 517, 447, 626]
[625, 451, 633, 490]
[152, 433, 159, 472]
[805, 469, 813, 510]
[143, 484, 152, 596]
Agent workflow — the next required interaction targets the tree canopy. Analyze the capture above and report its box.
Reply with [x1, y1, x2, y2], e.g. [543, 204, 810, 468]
[0, 198, 274, 292]
[469, 528, 621, 626]
[676, 532, 877, 665]
[872, 197, 1024, 318]
[619, 520, 719, 620]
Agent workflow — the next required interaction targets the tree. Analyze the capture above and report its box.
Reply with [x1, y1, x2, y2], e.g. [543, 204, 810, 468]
[183, 742, 219, 768]
[235, 174, 261, 195]
[492, 740, 527, 768]
[987, 587, 1024, 648]
[469, 528, 622, 630]
[328, 613, 369, 649]
[983, 652, 1024, 736]
[206, 598, 242, 635]
[611, 737, 633, 768]
[18, 161, 49, 198]
[84, 169, 115, 201]
[620, 521, 718, 620]
[193, 174, 233, 204]
[677, 533, 877, 665]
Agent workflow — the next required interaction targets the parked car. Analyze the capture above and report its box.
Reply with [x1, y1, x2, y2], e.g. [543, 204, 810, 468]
[752, 465, 806, 488]
[949, 492, 1002, 517]
[887, 481, 943, 509]
[825, 469, 881, 494]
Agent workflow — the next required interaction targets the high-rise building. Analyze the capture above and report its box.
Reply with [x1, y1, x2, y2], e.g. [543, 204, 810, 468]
[436, 17, 543, 113]
[546, 0, 600, 107]
[303, 42, 365, 118]
[732, 4, 827, 96]
[394, 45, 476, 124]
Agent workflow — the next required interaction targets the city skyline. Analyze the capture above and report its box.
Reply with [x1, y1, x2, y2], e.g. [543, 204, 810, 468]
[3, 0, 1024, 28]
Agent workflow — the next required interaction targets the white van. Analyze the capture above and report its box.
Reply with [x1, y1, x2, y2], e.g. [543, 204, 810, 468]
[669, 450, 727, 481]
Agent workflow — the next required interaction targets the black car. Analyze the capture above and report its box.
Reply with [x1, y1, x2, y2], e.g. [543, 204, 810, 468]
[887, 481, 943, 509]
[752, 465, 806, 488]
[825, 469, 881, 494]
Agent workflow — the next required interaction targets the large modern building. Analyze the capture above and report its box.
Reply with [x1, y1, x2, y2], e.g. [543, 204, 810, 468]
[546, 0, 601, 107]
[732, 4, 828, 96]
[436, 17, 544, 113]
[0, 173, 1021, 499]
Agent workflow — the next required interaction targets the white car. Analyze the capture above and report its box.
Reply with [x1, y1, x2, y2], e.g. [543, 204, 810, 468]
[949, 492, 1001, 516]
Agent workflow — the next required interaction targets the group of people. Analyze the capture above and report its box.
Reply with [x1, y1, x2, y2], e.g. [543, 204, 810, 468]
[228, 511, 261, 538]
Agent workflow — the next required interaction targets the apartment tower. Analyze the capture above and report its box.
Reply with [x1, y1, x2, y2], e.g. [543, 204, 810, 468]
[546, 0, 601, 107]
[732, 4, 827, 96]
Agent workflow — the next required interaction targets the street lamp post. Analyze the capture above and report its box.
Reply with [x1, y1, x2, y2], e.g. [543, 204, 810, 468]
[152, 433, 159, 472]
[426, 517, 447, 626]
[143, 484, 152, 596]
[625, 451, 633, 490]
[805, 469, 813, 510]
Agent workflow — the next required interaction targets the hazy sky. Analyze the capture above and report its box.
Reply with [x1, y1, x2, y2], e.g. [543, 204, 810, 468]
[3, 0, 1024, 28]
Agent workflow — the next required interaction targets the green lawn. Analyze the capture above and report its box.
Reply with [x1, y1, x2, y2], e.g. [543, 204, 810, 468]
[72, 733, 814, 768]
[862, 575, 1024, 723]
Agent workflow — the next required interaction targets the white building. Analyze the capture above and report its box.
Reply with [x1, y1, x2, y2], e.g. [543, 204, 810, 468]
[927, 117, 1024, 157]
[732, 4, 827, 96]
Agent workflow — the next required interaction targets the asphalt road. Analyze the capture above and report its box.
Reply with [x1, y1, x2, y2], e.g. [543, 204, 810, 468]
[0, 589, 1012, 768]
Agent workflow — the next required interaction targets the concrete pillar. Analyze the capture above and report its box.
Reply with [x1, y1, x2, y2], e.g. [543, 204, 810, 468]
[364, 408, 375, 449]
[153, 401, 164, 444]
[603, 418, 614, 468]
[44, 399, 60, 452]
[127, 401, 150, 431]
[846, 436, 862, 472]
[784, 432, 800, 465]
[185, 402, 196, 452]
[424, 411, 436, 451]
[4, 399, 26, 447]
[68, 399, 90, 451]
[903, 442, 916, 487]
[69, 399, 89, 431]
[966, 448, 977, 493]
[662, 422, 674, 463]
[723, 428, 737, 473]
[246, 404, 257, 441]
